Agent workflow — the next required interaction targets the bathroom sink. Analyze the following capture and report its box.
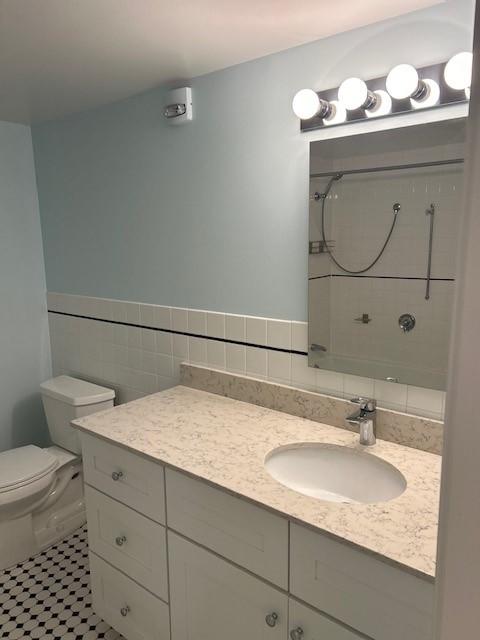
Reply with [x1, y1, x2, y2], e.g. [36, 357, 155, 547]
[264, 444, 406, 504]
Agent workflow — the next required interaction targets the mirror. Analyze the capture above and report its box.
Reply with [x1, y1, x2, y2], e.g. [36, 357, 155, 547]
[308, 119, 465, 391]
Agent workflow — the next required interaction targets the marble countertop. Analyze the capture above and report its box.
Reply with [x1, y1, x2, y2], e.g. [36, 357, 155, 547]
[73, 385, 441, 580]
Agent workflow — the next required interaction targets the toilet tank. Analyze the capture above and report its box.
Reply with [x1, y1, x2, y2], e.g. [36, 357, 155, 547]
[40, 376, 115, 454]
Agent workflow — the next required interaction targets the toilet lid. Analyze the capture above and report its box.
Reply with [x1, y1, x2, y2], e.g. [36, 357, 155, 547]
[0, 445, 59, 492]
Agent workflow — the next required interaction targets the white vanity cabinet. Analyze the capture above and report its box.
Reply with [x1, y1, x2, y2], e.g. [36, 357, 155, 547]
[80, 433, 434, 640]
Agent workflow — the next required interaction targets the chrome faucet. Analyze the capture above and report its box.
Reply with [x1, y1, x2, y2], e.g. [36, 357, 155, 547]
[346, 397, 377, 446]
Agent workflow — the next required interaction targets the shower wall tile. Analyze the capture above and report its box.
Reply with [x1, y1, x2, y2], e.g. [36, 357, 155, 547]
[46, 292, 446, 421]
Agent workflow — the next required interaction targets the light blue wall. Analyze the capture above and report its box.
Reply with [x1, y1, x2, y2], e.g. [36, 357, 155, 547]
[33, 0, 474, 321]
[0, 122, 51, 451]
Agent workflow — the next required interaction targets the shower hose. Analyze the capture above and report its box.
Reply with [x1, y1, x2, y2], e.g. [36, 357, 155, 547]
[319, 177, 399, 275]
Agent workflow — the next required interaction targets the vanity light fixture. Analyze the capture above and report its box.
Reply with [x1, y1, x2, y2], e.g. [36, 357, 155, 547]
[294, 57, 471, 132]
[338, 77, 377, 111]
[365, 90, 392, 118]
[411, 78, 440, 109]
[292, 89, 332, 120]
[444, 51, 473, 94]
[386, 64, 428, 101]
[323, 100, 347, 126]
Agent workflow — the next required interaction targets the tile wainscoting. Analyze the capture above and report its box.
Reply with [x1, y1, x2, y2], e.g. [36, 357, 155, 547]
[46, 293, 446, 420]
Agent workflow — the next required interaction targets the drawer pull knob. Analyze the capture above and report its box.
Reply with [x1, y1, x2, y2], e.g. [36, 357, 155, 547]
[290, 628, 304, 640]
[111, 470, 123, 481]
[120, 605, 130, 617]
[265, 612, 279, 627]
[115, 535, 127, 547]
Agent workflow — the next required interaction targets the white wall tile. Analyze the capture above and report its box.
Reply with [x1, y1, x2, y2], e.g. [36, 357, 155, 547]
[226, 344, 246, 373]
[155, 306, 172, 330]
[156, 353, 174, 377]
[225, 314, 246, 342]
[188, 310, 207, 335]
[207, 312, 225, 339]
[207, 340, 226, 369]
[246, 317, 267, 346]
[374, 379, 408, 412]
[172, 334, 188, 359]
[113, 344, 128, 367]
[316, 369, 344, 396]
[113, 324, 128, 346]
[125, 302, 140, 325]
[291, 322, 308, 353]
[344, 374, 375, 400]
[127, 326, 142, 348]
[111, 300, 127, 323]
[156, 375, 175, 392]
[141, 329, 156, 352]
[156, 331, 173, 355]
[141, 350, 157, 375]
[267, 320, 291, 350]
[246, 347, 267, 378]
[267, 351, 291, 382]
[171, 308, 188, 332]
[188, 337, 207, 365]
[172, 357, 184, 379]
[291, 354, 316, 390]
[47, 292, 61, 312]
[139, 304, 156, 328]
[407, 385, 444, 419]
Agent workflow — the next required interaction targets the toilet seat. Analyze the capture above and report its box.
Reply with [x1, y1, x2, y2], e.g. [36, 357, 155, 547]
[0, 446, 59, 494]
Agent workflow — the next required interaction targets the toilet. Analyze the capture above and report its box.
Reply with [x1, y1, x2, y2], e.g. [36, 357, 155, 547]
[0, 375, 114, 570]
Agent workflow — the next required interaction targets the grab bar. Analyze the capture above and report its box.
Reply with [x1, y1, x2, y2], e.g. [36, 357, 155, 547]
[425, 203, 435, 300]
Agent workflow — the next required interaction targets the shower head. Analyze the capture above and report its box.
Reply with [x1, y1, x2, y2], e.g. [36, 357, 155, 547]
[393, 202, 401, 214]
[320, 172, 344, 198]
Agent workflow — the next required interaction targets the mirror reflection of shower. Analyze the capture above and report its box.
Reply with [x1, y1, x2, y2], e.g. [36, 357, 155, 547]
[314, 172, 401, 275]
[308, 119, 464, 392]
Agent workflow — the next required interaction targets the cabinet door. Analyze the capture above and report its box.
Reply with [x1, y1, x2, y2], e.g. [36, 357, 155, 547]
[168, 532, 288, 640]
[289, 599, 364, 640]
[290, 524, 433, 640]
[90, 552, 170, 640]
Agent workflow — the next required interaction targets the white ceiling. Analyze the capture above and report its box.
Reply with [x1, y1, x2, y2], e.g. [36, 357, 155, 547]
[0, 0, 441, 124]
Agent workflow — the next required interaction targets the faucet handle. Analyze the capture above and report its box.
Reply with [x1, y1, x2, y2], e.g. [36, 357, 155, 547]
[350, 397, 376, 412]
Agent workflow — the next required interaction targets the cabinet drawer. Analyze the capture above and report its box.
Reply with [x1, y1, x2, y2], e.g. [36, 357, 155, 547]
[168, 532, 288, 640]
[89, 552, 170, 640]
[166, 468, 288, 588]
[86, 486, 168, 600]
[81, 433, 165, 523]
[289, 599, 363, 640]
[290, 524, 434, 640]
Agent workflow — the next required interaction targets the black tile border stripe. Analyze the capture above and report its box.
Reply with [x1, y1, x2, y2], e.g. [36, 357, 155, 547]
[308, 274, 455, 282]
[47, 310, 308, 357]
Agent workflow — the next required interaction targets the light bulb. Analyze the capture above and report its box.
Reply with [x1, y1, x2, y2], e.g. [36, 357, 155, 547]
[411, 79, 440, 109]
[444, 52, 473, 91]
[338, 77, 371, 111]
[386, 64, 424, 100]
[292, 89, 321, 119]
[323, 100, 347, 126]
[365, 90, 392, 118]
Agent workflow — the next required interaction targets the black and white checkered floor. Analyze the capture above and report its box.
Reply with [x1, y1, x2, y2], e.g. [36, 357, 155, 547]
[0, 525, 123, 639]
